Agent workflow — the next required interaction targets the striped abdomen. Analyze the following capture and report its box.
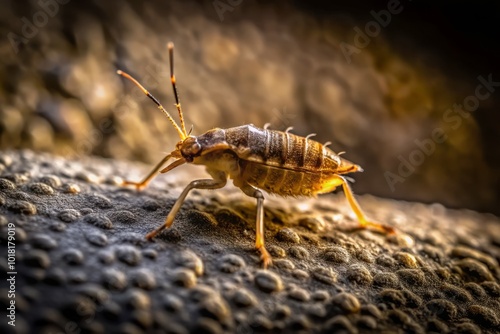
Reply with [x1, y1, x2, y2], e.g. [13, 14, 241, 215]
[196, 125, 360, 196]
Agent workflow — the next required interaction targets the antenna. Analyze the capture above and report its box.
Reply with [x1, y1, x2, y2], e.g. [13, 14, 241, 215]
[116, 70, 186, 140]
[168, 42, 188, 137]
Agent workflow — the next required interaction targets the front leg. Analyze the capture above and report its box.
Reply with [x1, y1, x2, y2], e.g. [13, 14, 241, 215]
[121, 154, 171, 191]
[146, 171, 227, 240]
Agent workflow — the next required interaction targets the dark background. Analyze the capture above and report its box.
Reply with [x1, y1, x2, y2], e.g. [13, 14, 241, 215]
[1, 0, 499, 214]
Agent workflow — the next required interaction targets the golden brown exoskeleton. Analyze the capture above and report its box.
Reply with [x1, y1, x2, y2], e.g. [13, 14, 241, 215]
[117, 42, 394, 268]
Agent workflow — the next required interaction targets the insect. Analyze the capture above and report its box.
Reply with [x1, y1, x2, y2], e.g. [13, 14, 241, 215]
[117, 42, 394, 268]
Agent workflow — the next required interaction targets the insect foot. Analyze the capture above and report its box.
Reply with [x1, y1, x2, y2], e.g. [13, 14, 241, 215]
[121, 180, 147, 191]
[360, 219, 396, 235]
[259, 246, 272, 269]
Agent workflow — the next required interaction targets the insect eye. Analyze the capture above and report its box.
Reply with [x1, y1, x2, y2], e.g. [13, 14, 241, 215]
[181, 138, 202, 159]
[190, 142, 201, 155]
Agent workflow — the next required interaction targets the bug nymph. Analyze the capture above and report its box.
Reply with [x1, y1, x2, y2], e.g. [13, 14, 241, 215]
[117, 42, 394, 268]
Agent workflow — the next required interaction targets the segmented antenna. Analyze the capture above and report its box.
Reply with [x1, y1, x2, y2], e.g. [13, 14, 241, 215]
[116, 70, 186, 140]
[168, 42, 188, 137]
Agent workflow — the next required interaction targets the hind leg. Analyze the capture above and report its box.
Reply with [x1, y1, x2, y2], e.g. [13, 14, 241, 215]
[328, 175, 395, 234]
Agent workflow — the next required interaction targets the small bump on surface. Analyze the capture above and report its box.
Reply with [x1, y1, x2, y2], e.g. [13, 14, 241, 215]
[197, 294, 231, 325]
[267, 245, 286, 258]
[7, 200, 37, 215]
[298, 217, 325, 233]
[426, 318, 449, 333]
[451, 246, 498, 271]
[142, 249, 157, 259]
[76, 172, 101, 184]
[107, 210, 137, 224]
[62, 248, 85, 265]
[275, 228, 301, 243]
[387, 309, 416, 327]
[292, 269, 310, 280]
[38, 175, 62, 188]
[218, 254, 245, 273]
[4, 173, 30, 185]
[28, 182, 54, 195]
[273, 259, 295, 271]
[61, 183, 81, 194]
[83, 213, 113, 229]
[355, 249, 375, 263]
[324, 315, 356, 333]
[378, 289, 406, 308]
[0, 178, 16, 191]
[115, 245, 142, 266]
[126, 289, 151, 310]
[464, 282, 486, 299]
[49, 221, 66, 231]
[232, 288, 257, 307]
[467, 304, 499, 327]
[323, 246, 350, 264]
[393, 251, 419, 268]
[58, 209, 81, 223]
[288, 246, 309, 259]
[171, 268, 197, 288]
[162, 294, 184, 313]
[254, 270, 283, 293]
[141, 198, 161, 211]
[311, 290, 330, 301]
[346, 264, 373, 285]
[130, 268, 157, 290]
[102, 268, 127, 291]
[85, 230, 108, 247]
[441, 283, 472, 303]
[373, 272, 400, 288]
[24, 249, 51, 268]
[86, 194, 113, 209]
[376, 254, 397, 268]
[304, 304, 326, 321]
[397, 269, 426, 286]
[480, 281, 500, 297]
[287, 287, 310, 302]
[357, 315, 377, 329]
[30, 234, 58, 250]
[454, 258, 494, 283]
[402, 289, 422, 308]
[312, 266, 337, 285]
[426, 299, 457, 320]
[455, 322, 481, 334]
[157, 227, 183, 242]
[68, 271, 88, 284]
[44, 268, 67, 285]
[174, 250, 204, 276]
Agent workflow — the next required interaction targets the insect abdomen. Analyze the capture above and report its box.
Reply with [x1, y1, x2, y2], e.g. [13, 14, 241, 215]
[224, 125, 339, 172]
[238, 160, 325, 196]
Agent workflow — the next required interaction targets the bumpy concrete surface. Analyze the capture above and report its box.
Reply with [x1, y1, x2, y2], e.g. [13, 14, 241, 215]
[1, 150, 499, 334]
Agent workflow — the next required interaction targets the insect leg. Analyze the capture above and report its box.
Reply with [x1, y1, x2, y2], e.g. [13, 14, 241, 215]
[121, 154, 171, 190]
[238, 183, 272, 268]
[146, 172, 227, 240]
[334, 175, 395, 234]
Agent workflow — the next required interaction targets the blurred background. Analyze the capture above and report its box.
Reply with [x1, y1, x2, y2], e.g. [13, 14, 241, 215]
[0, 0, 499, 214]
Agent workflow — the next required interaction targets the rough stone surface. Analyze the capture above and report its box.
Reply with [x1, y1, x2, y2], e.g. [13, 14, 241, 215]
[1, 150, 500, 334]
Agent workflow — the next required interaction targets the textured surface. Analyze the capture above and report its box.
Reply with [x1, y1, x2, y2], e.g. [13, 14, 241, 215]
[1, 150, 499, 333]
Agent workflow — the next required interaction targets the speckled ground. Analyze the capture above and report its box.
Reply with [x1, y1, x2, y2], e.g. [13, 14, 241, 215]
[1, 150, 499, 334]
